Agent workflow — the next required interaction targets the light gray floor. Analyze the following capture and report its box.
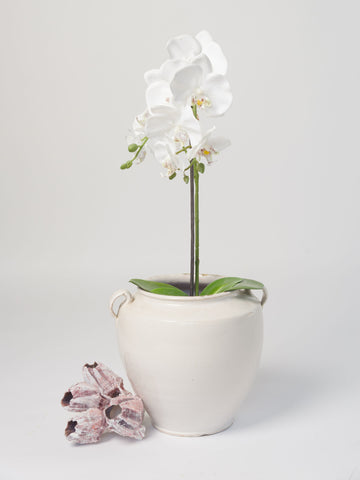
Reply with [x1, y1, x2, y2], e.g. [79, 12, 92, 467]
[1, 269, 359, 479]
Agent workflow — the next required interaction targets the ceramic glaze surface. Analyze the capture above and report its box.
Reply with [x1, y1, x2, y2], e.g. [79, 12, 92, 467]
[111, 274, 264, 436]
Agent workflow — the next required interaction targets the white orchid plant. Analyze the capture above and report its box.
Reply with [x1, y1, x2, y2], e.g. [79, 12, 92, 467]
[122, 31, 264, 297]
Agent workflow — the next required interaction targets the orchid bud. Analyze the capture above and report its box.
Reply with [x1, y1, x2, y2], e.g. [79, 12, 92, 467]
[169, 172, 176, 180]
[128, 143, 138, 152]
[120, 161, 132, 169]
[183, 174, 189, 184]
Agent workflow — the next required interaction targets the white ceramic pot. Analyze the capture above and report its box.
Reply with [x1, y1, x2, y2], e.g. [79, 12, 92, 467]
[110, 274, 267, 437]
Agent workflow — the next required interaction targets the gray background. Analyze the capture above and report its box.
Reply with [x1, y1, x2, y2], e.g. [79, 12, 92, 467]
[1, 0, 359, 479]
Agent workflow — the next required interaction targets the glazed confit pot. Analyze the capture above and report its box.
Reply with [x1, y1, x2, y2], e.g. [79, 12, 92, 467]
[110, 274, 267, 437]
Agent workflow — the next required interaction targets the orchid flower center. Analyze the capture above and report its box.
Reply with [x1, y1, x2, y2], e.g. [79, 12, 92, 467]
[173, 127, 190, 149]
[162, 157, 177, 176]
[199, 145, 218, 163]
[200, 146, 216, 156]
[135, 112, 149, 127]
[191, 93, 211, 110]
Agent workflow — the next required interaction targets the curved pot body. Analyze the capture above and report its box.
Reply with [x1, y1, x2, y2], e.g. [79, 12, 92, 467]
[111, 274, 264, 436]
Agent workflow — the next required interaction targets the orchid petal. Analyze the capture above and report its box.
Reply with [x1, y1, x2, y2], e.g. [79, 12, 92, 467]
[146, 81, 173, 111]
[202, 42, 228, 75]
[144, 69, 162, 85]
[209, 135, 231, 152]
[146, 116, 175, 137]
[132, 110, 149, 136]
[202, 74, 232, 116]
[179, 108, 202, 146]
[151, 141, 169, 164]
[145, 105, 180, 137]
[185, 126, 216, 163]
[170, 64, 203, 104]
[151, 140, 181, 176]
[192, 54, 212, 77]
[195, 30, 213, 48]
[196, 31, 228, 75]
[166, 34, 201, 60]
[151, 104, 180, 118]
[160, 59, 188, 82]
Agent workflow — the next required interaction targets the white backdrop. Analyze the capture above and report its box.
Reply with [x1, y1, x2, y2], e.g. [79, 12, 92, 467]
[1, 0, 359, 479]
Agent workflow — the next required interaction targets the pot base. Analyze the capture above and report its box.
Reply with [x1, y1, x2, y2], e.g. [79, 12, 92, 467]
[152, 420, 234, 437]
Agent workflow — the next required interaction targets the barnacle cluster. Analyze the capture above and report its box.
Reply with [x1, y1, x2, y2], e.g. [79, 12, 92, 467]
[61, 362, 145, 444]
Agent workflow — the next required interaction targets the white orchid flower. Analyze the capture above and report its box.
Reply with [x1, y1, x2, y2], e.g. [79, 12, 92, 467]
[144, 58, 188, 86]
[195, 31, 228, 76]
[131, 110, 149, 137]
[167, 34, 202, 61]
[150, 139, 182, 178]
[145, 104, 201, 148]
[187, 127, 231, 165]
[126, 131, 147, 164]
[126, 111, 150, 164]
[167, 31, 228, 76]
[170, 64, 232, 117]
[146, 61, 232, 118]
[124, 31, 231, 176]
[145, 104, 181, 137]
[127, 104, 203, 171]
[145, 32, 231, 117]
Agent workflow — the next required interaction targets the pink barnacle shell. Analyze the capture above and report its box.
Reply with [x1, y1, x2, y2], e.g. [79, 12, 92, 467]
[82, 362, 129, 398]
[61, 382, 109, 412]
[65, 408, 106, 444]
[106, 394, 145, 440]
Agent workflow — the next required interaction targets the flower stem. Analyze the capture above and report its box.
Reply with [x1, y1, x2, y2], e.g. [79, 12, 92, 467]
[194, 162, 200, 295]
[126, 137, 148, 167]
[190, 164, 195, 296]
[176, 145, 191, 155]
[184, 158, 196, 172]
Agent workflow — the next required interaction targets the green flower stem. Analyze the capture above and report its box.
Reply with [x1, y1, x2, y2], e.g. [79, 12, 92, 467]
[194, 162, 200, 296]
[184, 158, 196, 172]
[121, 137, 148, 170]
[132, 136, 148, 163]
[176, 145, 191, 155]
[190, 164, 195, 296]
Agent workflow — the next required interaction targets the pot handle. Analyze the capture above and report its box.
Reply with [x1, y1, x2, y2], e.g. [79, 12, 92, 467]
[245, 286, 268, 307]
[260, 287, 268, 307]
[110, 289, 134, 319]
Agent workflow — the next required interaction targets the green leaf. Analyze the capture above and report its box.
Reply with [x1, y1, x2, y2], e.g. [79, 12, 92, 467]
[225, 279, 264, 291]
[129, 279, 187, 296]
[200, 277, 264, 296]
[151, 287, 187, 296]
[169, 172, 176, 180]
[198, 163, 205, 174]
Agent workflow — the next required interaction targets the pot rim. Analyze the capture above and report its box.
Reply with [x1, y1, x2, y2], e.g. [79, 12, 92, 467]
[136, 273, 256, 302]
